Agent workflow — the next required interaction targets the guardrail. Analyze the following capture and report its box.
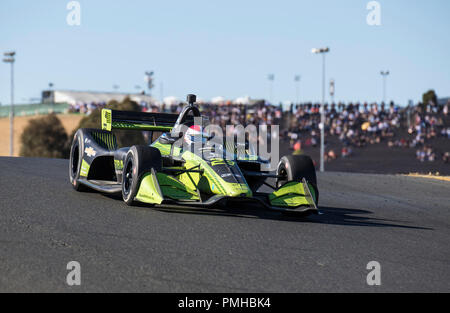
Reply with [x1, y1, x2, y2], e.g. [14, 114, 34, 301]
[0, 103, 70, 117]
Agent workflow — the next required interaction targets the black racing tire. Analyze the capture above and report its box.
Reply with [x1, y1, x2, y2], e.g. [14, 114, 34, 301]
[276, 155, 319, 204]
[122, 145, 162, 206]
[69, 129, 88, 191]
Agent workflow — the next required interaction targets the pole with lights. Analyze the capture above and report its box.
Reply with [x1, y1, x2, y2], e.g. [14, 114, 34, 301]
[380, 70, 389, 104]
[3, 51, 15, 156]
[312, 47, 330, 172]
[329, 79, 335, 104]
[145, 71, 155, 97]
[294, 75, 301, 105]
[267, 74, 275, 104]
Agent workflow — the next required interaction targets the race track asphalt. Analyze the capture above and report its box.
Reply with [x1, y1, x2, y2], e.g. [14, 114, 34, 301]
[0, 157, 449, 292]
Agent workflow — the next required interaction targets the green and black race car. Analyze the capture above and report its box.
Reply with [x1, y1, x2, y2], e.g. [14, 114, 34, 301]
[69, 94, 319, 214]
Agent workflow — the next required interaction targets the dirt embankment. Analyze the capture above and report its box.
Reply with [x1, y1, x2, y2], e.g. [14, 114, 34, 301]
[0, 114, 83, 157]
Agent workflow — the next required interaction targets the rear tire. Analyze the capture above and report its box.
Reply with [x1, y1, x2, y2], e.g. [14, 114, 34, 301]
[276, 155, 319, 204]
[69, 129, 88, 191]
[122, 145, 162, 206]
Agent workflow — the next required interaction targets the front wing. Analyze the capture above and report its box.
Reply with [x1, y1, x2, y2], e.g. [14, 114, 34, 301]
[135, 171, 318, 213]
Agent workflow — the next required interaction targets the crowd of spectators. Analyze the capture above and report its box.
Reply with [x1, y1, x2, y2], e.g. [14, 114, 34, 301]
[287, 101, 400, 149]
[68, 100, 158, 114]
[162, 101, 283, 129]
[286, 99, 449, 163]
[68, 102, 107, 114]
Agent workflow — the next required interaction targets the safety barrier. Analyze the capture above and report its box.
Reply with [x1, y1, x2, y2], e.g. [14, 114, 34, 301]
[0, 103, 70, 117]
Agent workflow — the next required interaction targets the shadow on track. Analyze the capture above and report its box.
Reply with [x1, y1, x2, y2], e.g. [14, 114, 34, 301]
[307, 206, 432, 230]
[109, 194, 431, 230]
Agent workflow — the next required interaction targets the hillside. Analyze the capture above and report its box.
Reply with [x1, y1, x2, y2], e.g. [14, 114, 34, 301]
[0, 115, 83, 157]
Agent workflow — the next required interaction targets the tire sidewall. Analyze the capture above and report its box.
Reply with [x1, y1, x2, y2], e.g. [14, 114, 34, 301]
[122, 145, 162, 205]
[276, 155, 319, 203]
[69, 130, 85, 190]
[122, 147, 139, 204]
[276, 156, 293, 188]
[277, 155, 317, 185]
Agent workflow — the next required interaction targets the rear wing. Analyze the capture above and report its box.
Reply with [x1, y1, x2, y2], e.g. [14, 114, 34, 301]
[101, 109, 178, 132]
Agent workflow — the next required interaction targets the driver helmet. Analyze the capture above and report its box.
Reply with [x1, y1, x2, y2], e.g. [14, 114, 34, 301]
[184, 125, 208, 146]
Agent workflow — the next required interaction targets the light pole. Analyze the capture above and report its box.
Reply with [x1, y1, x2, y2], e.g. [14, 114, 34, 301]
[312, 47, 330, 172]
[3, 51, 15, 157]
[294, 75, 301, 104]
[380, 70, 389, 103]
[145, 71, 155, 97]
[267, 74, 275, 104]
[329, 79, 335, 104]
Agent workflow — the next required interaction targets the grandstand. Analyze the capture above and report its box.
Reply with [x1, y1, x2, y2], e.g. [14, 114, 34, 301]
[41, 90, 157, 107]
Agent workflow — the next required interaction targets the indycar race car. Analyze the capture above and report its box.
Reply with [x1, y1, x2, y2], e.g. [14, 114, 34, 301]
[69, 94, 319, 214]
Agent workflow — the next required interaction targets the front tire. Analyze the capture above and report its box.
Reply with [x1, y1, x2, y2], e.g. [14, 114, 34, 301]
[122, 145, 162, 206]
[276, 155, 319, 204]
[69, 129, 88, 191]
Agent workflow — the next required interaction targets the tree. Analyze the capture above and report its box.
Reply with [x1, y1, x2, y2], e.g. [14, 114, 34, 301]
[422, 90, 438, 111]
[70, 97, 146, 148]
[20, 114, 69, 158]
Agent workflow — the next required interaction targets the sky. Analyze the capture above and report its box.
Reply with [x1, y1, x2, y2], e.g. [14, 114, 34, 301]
[0, 0, 449, 106]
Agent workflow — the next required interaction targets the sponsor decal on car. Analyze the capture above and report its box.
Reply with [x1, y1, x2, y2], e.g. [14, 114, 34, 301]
[84, 147, 97, 158]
